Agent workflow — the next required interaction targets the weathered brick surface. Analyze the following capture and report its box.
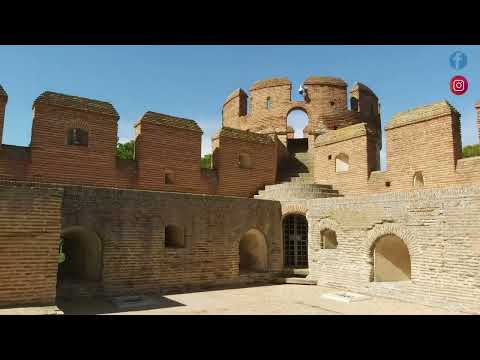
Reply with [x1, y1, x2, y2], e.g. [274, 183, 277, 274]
[272, 185, 480, 314]
[60, 185, 282, 297]
[313, 101, 480, 195]
[222, 77, 380, 146]
[314, 123, 377, 193]
[0, 181, 282, 305]
[0, 145, 30, 180]
[213, 128, 277, 197]
[301, 185, 480, 314]
[30, 101, 119, 187]
[134, 114, 204, 193]
[0, 182, 63, 307]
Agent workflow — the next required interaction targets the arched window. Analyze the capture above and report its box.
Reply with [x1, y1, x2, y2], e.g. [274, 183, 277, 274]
[321, 229, 338, 249]
[335, 153, 349, 172]
[164, 170, 175, 185]
[238, 152, 252, 169]
[67, 128, 88, 146]
[286, 109, 309, 139]
[239, 229, 268, 273]
[371, 234, 411, 282]
[165, 225, 185, 248]
[413, 171, 424, 188]
[266, 97, 272, 110]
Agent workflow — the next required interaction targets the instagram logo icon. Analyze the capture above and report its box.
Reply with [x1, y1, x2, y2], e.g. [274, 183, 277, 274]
[450, 75, 468, 96]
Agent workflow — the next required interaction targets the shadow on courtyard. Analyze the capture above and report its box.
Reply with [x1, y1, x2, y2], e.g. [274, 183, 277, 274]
[56, 295, 187, 315]
[55, 282, 278, 315]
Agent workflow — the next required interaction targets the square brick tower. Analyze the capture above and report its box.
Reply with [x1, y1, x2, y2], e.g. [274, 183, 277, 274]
[30, 91, 120, 187]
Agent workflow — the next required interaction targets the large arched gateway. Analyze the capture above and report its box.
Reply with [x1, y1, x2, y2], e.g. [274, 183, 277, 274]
[282, 214, 308, 268]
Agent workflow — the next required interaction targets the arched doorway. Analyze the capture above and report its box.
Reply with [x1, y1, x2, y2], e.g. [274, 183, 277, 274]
[239, 229, 268, 273]
[57, 226, 103, 289]
[283, 214, 308, 268]
[371, 234, 411, 282]
[287, 109, 309, 139]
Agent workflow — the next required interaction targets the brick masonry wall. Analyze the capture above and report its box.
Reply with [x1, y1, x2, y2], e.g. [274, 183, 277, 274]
[384, 114, 461, 191]
[301, 185, 480, 314]
[0, 182, 63, 307]
[0, 145, 30, 180]
[0, 181, 282, 306]
[314, 126, 374, 194]
[61, 185, 283, 296]
[214, 135, 277, 197]
[134, 120, 203, 193]
[313, 107, 480, 195]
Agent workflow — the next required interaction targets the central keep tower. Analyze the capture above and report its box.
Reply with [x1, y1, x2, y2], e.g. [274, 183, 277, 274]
[221, 76, 381, 159]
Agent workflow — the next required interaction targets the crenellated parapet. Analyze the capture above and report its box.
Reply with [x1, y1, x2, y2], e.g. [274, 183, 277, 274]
[0, 84, 278, 198]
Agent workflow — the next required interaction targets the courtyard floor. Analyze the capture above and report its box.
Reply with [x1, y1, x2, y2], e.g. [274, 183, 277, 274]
[48, 284, 468, 315]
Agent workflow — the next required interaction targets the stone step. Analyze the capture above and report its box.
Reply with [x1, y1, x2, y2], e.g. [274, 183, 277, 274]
[279, 173, 314, 183]
[294, 155, 312, 161]
[264, 183, 333, 191]
[287, 176, 314, 183]
[257, 188, 340, 197]
[254, 190, 342, 200]
[283, 268, 309, 277]
[274, 277, 318, 285]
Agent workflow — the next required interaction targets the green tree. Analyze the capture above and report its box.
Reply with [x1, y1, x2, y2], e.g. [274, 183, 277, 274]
[117, 140, 135, 160]
[462, 144, 480, 159]
[201, 154, 212, 169]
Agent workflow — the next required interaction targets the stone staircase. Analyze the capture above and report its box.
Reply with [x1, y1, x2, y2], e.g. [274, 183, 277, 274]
[255, 138, 342, 200]
[274, 268, 318, 285]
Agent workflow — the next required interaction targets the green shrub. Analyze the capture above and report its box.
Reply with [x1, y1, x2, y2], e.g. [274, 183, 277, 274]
[201, 154, 212, 169]
[462, 144, 480, 158]
[117, 140, 135, 160]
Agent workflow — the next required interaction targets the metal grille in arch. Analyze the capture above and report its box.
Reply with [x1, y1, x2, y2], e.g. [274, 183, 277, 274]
[283, 214, 308, 268]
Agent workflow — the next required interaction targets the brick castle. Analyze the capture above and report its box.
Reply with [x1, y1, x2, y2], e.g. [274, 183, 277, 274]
[1, 77, 480, 313]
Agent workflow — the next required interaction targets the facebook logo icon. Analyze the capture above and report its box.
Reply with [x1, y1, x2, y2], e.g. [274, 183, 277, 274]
[450, 51, 467, 70]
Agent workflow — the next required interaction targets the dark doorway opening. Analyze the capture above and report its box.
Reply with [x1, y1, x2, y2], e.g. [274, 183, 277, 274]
[57, 226, 103, 299]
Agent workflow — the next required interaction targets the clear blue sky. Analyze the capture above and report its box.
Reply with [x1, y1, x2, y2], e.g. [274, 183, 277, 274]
[1, 45, 479, 169]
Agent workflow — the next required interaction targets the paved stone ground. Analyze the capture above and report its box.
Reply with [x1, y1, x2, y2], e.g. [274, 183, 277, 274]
[0, 305, 62, 315]
[51, 284, 467, 315]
